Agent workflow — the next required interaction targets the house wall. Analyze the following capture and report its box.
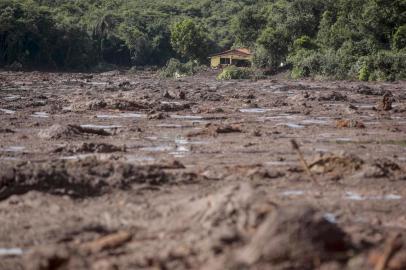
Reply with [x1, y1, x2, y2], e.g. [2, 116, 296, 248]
[210, 56, 221, 68]
[210, 53, 252, 68]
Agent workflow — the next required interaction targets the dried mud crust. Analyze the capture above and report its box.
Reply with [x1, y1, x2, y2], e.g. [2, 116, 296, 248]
[1, 71, 406, 270]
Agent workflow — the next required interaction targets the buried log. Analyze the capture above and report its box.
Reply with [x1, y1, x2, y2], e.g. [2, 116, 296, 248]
[80, 231, 132, 253]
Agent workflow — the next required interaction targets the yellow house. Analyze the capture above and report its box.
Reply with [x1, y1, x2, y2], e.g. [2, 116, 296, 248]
[210, 48, 252, 69]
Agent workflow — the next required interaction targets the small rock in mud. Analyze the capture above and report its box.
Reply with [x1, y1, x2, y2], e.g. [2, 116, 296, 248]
[229, 206, 352, 269]
[336, 119, 366, 129]
[38, 124, 110, 139]
[309, 153, 364, 175]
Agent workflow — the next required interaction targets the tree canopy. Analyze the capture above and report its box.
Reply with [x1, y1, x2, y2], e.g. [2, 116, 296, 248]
[0, 0, 404, 80]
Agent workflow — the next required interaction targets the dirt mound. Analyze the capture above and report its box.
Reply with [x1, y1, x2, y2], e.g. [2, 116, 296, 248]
[54, 142, 126, 154]
[0, 158, 181, 200]
[363, 158, 402, 179]
[187, 123, 242, 137]
[228, 206, 352, 269]
[154, 102, 191, 112]
[309, 153, 364, 175]
[24, 245, 89, 270]
[38, 124, 110, 139]
[318, 91, 348, 102]
[356, 85, 385, 96]
[336, 119, 366, 129]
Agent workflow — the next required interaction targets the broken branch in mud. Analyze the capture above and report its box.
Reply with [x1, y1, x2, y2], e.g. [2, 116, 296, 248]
[290, 139, 319, 185]
[80, 231, 132, 253]
[373, 233, 403, 270]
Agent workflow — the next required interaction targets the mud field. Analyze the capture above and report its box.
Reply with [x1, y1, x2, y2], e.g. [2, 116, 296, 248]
[0, 70, 406, 270]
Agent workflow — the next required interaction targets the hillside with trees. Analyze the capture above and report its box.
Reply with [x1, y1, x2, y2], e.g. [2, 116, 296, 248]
[0, 0, 405, 80]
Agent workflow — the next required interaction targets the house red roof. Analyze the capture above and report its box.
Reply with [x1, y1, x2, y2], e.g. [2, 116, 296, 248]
[210, 48, 252, 57]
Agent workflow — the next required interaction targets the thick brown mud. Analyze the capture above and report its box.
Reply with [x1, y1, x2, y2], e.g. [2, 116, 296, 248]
[0, 70, 405, 270]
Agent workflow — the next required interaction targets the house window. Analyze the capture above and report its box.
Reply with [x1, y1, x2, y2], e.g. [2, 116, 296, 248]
[220, 58, 230, 65]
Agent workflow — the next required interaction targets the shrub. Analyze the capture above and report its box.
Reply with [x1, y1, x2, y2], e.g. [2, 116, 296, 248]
[159, 58, 203, 78]
[217, 66, 253, 80]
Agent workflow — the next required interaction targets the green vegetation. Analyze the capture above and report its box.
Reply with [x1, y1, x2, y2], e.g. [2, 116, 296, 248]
[0, 0, 405, 80]
[217, 66, 253, 80]
[217, 66, 264, 80]
[159, 58, 203, 78]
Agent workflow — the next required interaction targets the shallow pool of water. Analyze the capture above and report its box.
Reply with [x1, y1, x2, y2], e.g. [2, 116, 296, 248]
[239, 108, 271, 113]
[0, 108, 16, 114]
[31, 112, 49, 118]
[80, 124, 122, 129]
[96, 113, 146, 119]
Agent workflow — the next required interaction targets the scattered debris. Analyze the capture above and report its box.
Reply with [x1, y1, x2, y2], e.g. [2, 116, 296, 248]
[80, 231, 132, 253]
[38, 124, 111, 139]
[290, 139, 319, 185]
[376, 91, 395, 111]
[54, 143, 125, 154]
[309, 153, 364, 174]
[336, 119, 366, 129]
[369, 233, 403, 270]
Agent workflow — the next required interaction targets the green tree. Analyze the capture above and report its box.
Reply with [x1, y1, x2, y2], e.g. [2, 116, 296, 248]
[170, 18, 209, 62]
[231, 7, 266, 47]
[393, 25, 406, 50]
[256, 27, 289, 69]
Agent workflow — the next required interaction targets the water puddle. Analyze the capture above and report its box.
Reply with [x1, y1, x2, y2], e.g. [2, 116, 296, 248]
[280, 190, 305, 196]
[0, 146, 25, 152]
[170, 115, 204, 120]
[96, 113, 146, 119]
[301, 119, 331, 125]
[240, 108, 271, 113]
[0, 108, 16, 114]
[125, 156, 156, 163]
[276, 123, 305, 129]
[0, 248, 24, 256]
[266, 161, 295, 166]
[161, 101, 181, 105]
[60, 154, 95, 160]
[87, 81, 109, 86]
[345, 191, 402, 201]
[335, 138, 353, 143]
[80, 124, 122, 129]
[31, 112, 49, 118]
[175, 137, 207, 145]
[3, 95, 21, 101]
[262, 114, 299, 120]
[169, 148, 189, 158]
[140, 145, 173, 152]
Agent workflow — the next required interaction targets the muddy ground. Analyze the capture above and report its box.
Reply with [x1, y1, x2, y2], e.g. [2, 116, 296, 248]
[0, 70, 405, 270]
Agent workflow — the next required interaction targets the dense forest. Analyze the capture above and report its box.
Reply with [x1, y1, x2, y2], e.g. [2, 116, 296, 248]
[0, 0, 405, 80]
